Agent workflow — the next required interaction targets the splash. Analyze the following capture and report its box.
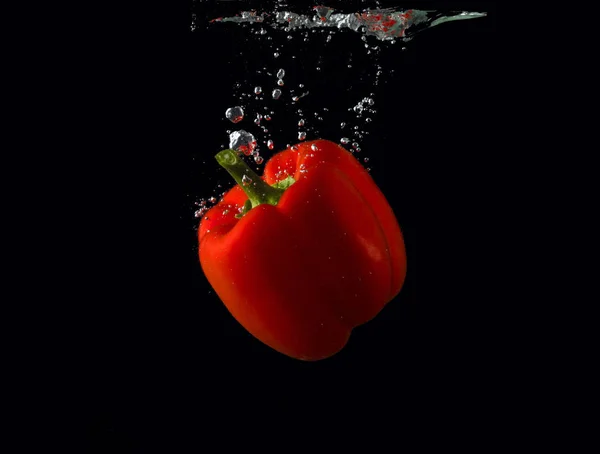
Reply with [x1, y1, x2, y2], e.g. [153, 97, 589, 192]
[209, 7, 486, 41]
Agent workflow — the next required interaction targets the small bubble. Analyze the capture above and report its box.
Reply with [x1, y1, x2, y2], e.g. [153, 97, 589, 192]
[222, 209, 230, 215]
[277, 79, 284, 86]
[254, 155, 264, 164]
[265, 115, 271, 121]
[298, 131, 307, 141]
[326, 35, 332, 42]
[272, 89, 282, 100]
[365, 118, 372, 123]
[274, 52, 280, 58]
[287, 35, 292, 40]
[316, 67, 321, 71]
[340, 137, 350, 145]
[311, 144, 318, 151]
[254, 86, 262, 95]
[298, 119, 305, 127]
[292, 96, 299, 102]
[208, 197, 216, 203]
[267, 139, 274, 150]
[277, 69, 285, 79]
[260, 29, 267, 35]
[299, 84, 304, 88]
[363, 157, 369, 163]
[242, 175, 252, 186]
[340, 122, 346, 128]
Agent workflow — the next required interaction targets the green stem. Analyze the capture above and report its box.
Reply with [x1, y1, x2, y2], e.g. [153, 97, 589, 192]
[215, 149, 285, 209]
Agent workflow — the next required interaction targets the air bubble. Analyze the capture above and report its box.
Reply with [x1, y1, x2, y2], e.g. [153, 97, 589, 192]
[340, 137, 350, 145]
[267, 139, 274, 150]
[225, 106, 244, 124]
[242, 175, 252, 186]
[311, 144, 318, 151]
[274, 52, 280, 58]
[298, 132, 307, 141]
[229, 130, 257, 156]
[254, 155, 264, 164]
[298, 119, 305, 127]
[277, 69, 285, 79]
[254, 86, 262, 95]
[272, 89, 282, 100]
[277, 79, 284, 86]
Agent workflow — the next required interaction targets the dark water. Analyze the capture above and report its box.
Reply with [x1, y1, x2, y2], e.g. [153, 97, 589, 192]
[81, 1, 498, 451]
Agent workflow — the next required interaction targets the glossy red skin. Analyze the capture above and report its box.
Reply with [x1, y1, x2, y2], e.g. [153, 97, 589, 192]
[198, 139, 407, 361]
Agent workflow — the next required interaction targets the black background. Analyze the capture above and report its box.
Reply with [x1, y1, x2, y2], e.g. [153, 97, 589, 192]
[78, 1, 499, 451]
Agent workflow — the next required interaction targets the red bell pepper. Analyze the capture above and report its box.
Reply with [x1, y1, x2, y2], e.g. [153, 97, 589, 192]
[198, 139, 407, 361]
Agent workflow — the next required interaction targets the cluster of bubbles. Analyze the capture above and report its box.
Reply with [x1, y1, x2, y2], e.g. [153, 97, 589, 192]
[196, 6, 420, 217]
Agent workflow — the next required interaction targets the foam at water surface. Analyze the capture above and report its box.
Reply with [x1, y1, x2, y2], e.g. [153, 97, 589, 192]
[208, 7, 486, 41]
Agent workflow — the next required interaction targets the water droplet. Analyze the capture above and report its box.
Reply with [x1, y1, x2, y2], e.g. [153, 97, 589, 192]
[225, 106, 244, 123]
[277, 69, 285, 79]
[260, 28, 267, 35]
[299, 164, 307, 173]
[254, 86, 262, 95]
[242, 175, 252, 186]
[311, 144, 318, 151]
[298, 119, 305, 127]
[222, 209, 230, 215]
[272, 89, 282, 100]
[277, 79, 284, 86]
[365, 118, 372, 123]
[340, 122, 346, 128]
[298, 131, 307, 141]
[267, 139, 274, 150]
[363, 157, 369, 163]
[254, 155, 264, 164]
[326, 35, 332, 42]
[274, 52, 280, 58]
[299, 84, 304, 88]
[208, 197, 216, 204]
[265, 115, 271, 121]
[340, 137, 350, 145]
[287, 35, 292, 40]
[292, 96, 299, 102]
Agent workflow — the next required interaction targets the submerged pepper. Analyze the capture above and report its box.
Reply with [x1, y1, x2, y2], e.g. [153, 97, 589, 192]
[198, 139, 407, 360]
